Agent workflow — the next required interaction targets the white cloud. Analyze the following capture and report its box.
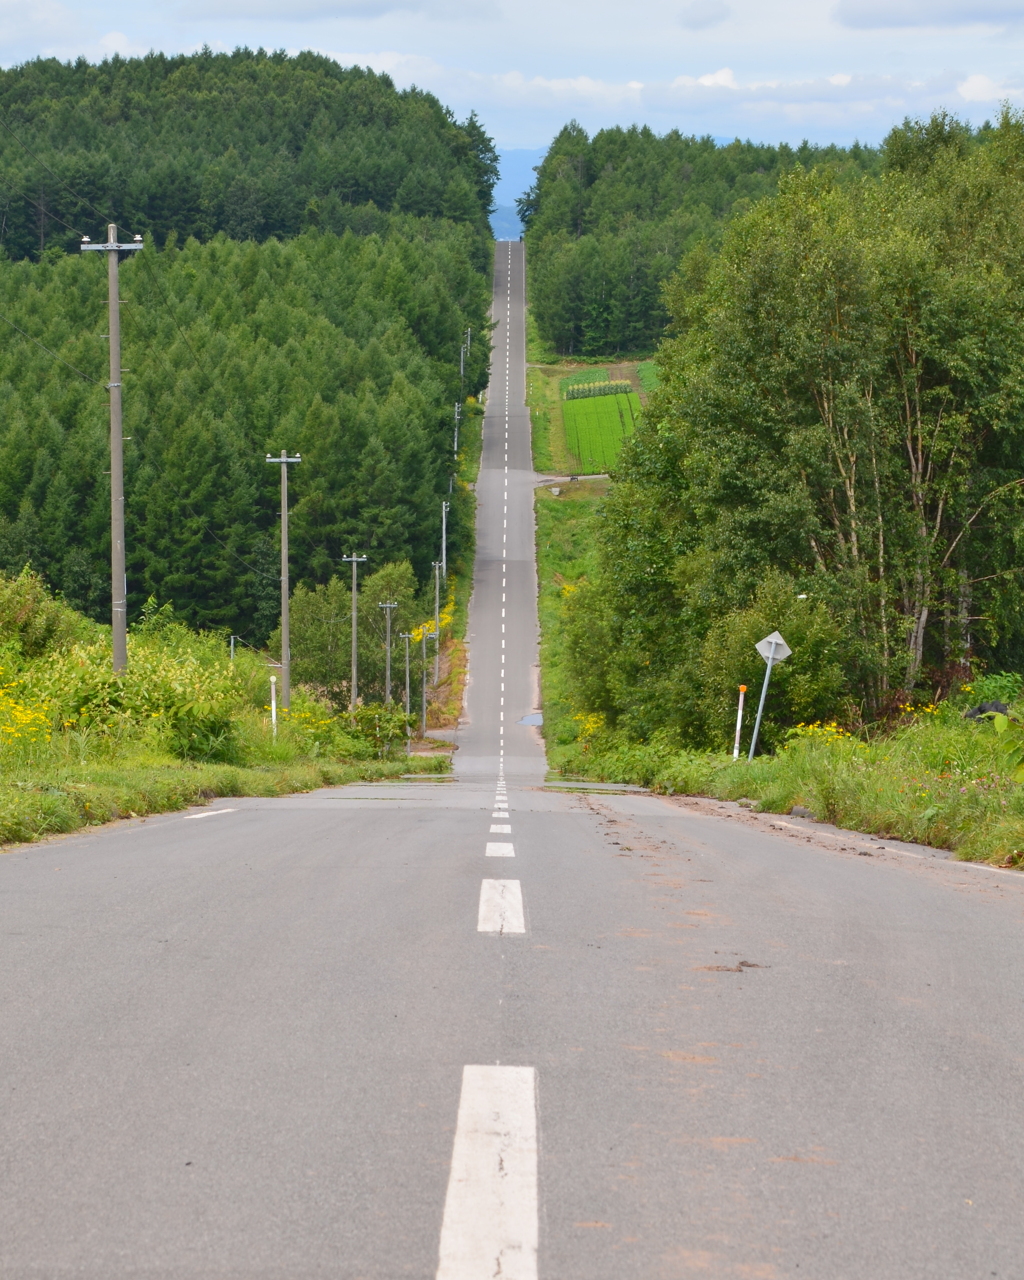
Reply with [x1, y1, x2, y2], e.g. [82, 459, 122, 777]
[835, 0, 1024, 29]
[697, 66, 738, 88]
[96, 30, 150, 57]
[177, 0, 486, 18]
[957, 72, 1022, 100]
[678, 0, 730, 30]
[345, 56, 982, 141]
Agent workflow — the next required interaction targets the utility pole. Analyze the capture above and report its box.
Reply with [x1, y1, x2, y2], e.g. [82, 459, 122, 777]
[454, 401, 460, 457]
[441, 501, 449, 581]
[379, 601, 397, 703]
[342, 553, 368, 713]
[399, 633, 412, 715]
[81, 224, 143, 673]
[265, 449, 301, 709]
[421, 627, 437, 738]
[433, 560, 442, 683]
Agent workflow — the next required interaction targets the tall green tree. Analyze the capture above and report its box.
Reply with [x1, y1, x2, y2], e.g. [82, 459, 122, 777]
[562, 111, 1024, 745]
[520, 122, 880, 355]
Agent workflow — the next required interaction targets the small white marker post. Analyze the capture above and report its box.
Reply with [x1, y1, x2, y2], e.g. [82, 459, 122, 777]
[270, 674, 278, 738]
[732, 684, 747, 760]
[748, 631, 791, 761]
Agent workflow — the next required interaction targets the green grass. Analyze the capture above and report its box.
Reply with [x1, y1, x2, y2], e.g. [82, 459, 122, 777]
[0, 749, 447, 848]
[553, 712, 1024, 866]
[637, 360, 659, 395]
[562, 392, 641, 472]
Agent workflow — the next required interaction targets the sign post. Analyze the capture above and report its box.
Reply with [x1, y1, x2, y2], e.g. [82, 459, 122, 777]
[748, 631, 791, 761]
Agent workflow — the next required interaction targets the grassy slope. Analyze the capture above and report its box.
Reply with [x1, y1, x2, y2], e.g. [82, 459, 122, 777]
[532, 469, 1024, 867]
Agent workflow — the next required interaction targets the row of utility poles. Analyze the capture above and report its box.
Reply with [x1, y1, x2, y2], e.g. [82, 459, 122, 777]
[85, 226, 462, 739]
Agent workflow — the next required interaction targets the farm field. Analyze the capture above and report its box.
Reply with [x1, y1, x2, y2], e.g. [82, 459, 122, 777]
[562, 391, 642, 472]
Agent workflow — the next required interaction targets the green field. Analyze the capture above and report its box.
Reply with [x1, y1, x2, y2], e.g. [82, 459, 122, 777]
[562, 392, 642, 472]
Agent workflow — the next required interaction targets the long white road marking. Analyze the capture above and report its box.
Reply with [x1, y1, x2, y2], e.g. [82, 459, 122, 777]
[477, 878, 524, 931]
[485, 841, 515, 856]
[436, 1066, 539, 1280]
[183, 808, 237, 820]
[490, 824, 512, 834]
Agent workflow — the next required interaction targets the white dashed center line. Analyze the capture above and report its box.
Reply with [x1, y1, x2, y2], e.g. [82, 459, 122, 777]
[477, 877, 524, 928]
[436, 1065, 538, 1280]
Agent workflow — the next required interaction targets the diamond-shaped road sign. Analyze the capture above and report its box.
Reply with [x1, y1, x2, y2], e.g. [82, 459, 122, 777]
[756, 631, 792, 663]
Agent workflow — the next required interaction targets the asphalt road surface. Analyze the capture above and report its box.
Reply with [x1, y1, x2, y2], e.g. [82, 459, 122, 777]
[3, 241, 1024, 1280]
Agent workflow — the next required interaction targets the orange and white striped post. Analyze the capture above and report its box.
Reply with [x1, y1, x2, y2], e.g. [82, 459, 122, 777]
[733, 685, 747, 760]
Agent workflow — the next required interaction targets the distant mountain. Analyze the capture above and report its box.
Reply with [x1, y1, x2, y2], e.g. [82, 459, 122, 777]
[490, 205, 523, 240]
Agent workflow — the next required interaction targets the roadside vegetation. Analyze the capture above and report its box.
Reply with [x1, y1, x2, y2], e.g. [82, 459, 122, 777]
[0, 570, 445, 846]
[536, 485, 1024, 865]
[532, 111, 1024, 866]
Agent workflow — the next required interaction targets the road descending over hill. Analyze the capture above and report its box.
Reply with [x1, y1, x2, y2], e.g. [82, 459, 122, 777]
[3, 242, 1024, 1280]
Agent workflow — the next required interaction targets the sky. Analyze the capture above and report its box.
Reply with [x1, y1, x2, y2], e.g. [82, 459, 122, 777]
[3, 0, 1024, 188]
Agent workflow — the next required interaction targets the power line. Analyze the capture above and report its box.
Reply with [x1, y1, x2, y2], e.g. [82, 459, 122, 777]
[0, 111, 129, 232]
[0, 311, 99, 382]
[0, 181, 88, 239]
[117, 302, 280, 585]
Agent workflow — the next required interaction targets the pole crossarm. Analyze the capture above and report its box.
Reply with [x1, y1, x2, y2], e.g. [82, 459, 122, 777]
[80, 233, 144, 256]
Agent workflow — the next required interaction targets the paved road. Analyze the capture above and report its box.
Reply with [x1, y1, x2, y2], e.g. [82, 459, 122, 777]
[3, 242, 1024, 1279]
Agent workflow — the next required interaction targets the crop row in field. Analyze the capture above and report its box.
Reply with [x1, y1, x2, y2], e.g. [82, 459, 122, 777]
[558, 368, 610, 396]
[562, 391, 642, 472]
[563, 380, 632, 401]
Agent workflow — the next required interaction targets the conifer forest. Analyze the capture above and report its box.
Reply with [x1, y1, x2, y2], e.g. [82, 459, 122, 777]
[0, 50, 495, 644]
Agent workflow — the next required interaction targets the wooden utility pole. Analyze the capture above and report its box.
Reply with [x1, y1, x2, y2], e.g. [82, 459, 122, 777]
[265, 450, 301, 708]
[378, 601, 398, 703]
[342, 553, 367, 713]
[81, 225, 143, 673]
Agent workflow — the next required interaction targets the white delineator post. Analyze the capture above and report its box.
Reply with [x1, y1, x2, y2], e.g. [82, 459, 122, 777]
[270, 674, 278, 738]
[733, 684, 747, 760]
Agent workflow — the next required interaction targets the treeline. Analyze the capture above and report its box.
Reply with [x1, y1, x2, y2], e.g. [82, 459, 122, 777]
[0, 49, 497, 266]
[0, 221, 489, 644]
[519, 122, 879, 355]
[559, 112, 1024, 750]
[0, 48, 496, 650]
